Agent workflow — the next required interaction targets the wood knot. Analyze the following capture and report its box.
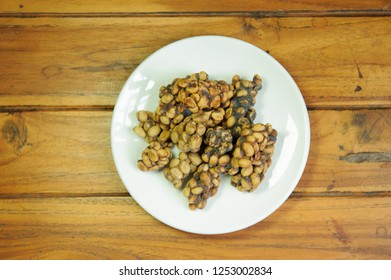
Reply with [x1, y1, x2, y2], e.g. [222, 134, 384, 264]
[242, 19, 257, 34]
[354, 85, 362, 92]
[375, 226, 388, 238]
[41, 65, 62, 79]
[330, 218, 350, 245]
[1, 113, 28, 158]
[351, 112, 366, 127]
[327, 180, 336, 191]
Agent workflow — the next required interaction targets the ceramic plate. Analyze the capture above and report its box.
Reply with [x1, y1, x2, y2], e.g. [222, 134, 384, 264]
[111, 36, 310, 234]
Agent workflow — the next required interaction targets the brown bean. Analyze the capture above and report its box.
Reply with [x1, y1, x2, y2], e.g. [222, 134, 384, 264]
[160, 158, 169, 166]
[263, 145, 275, 154]
[159, 116, 170, 125]
[199, 71, 208, 80]
[170, 131, 179, 143]
[241, 165, 253, 177]
[189, 153, 202, 165]
[185, 97, 197, 109]
[200, 172, 211, 186]
[242, 142, 255, 157]
[254, 166, 264, 174]
[178, 152, 188, 161]
[240, 178, 251, 191]
[182, 187, 191, 197]
[158, 130, 170, 142]
[189, 204, 197, 210]
[173, 181, 182, 189]
[253, 123, 265, 132]
[241, 80, 253, 88]
[225, 108, 233, 118]
[210, 95, 221, 108]
[218, 154, 231, 165]
[173, 114, 184, 124]
[166, 110, 175, 119]
[230, 158, 239, 169]
[228, 167, 239, 175]
[177, 78, 189, 88]
[137, 111, 149, 122]
[238, 129, 248, 137]
[236, 89, 248, 97]
[192, 93, 201, 102]
[196, 124, 206, 135]
[143, 119, 154, 131]
[161, 94, 174, 104]
[147, 125, 161, 137]
[238, 158, 252, 168]
[246, 135, 256, 143]
[181, 131, 190, 142]
[210, 186, 218, 196]
[209, 86, 219, 96]
[133, 126, 146, 138]
[188, 195, 197, 204]
[259, 139, 267, 151]
[227, 90, 234, 99]
[209, 155, 218, 166]
[192, 112, 210, 123]
[233, 147, 243, 158]
[253, 132, 264, 143]
[185, 122, 196, 135]
[226, 116, 236, 128]
[179, 161, 191, 174]
[148, 149, 159, 162]
[191, 187, 204, 195]
[197, 200, 207, 209]
[177, 140, 185, 151]
[188, 136, 201, 152]
[171, 167, 183, 180]
[198, 95, 209, 109]
[164, 147, 171, 155]
[201, 153, 209, 163]
[251, 173, 261, 186]
[187, 84, 199, 94]
[169, 158, 180, 168]
[137, 161, 148, 171]
[157, 149, 168, 158]
[211, 110, 224, 122]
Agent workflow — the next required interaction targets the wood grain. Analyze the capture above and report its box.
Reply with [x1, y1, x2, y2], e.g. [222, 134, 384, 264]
[0, 17, 390, 108]
[0, 196, 390, 259]
[0, 111, 125, 195]
[1, 110, 390, 195]
[1, 0, 390, 14]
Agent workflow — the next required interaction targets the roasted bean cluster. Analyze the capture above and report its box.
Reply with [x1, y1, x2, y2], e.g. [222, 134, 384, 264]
[133, 72, 277, 210]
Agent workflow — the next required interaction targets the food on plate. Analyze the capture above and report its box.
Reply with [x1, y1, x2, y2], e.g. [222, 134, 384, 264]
[132, 72, 277, 210]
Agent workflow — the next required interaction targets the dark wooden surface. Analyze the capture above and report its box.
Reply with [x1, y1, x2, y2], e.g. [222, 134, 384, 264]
[0, 1, 390, 259]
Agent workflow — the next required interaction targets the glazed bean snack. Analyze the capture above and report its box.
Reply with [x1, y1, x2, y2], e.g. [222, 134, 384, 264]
[133, 72, 277, 210]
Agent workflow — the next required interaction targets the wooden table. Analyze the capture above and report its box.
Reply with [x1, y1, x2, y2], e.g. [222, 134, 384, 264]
[1, 1, 390, 260]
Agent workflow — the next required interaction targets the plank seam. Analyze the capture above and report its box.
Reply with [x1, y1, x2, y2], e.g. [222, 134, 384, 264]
[0, 191, 390, 199]
[0, 10, 391, 18]
[1, 105, 391, 112]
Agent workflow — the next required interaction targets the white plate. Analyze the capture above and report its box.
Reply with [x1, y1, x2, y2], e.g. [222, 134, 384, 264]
[111, 36, 310, 234]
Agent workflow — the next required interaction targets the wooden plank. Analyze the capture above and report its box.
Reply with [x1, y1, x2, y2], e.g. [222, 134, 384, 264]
[0, 110, 390, 195]
[0, 0, 390, 14]
[0, 196, 390, 259]
[0, 111, 126, 195]
[0, 17, 390, 108]
[302, 109, 391, 194]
